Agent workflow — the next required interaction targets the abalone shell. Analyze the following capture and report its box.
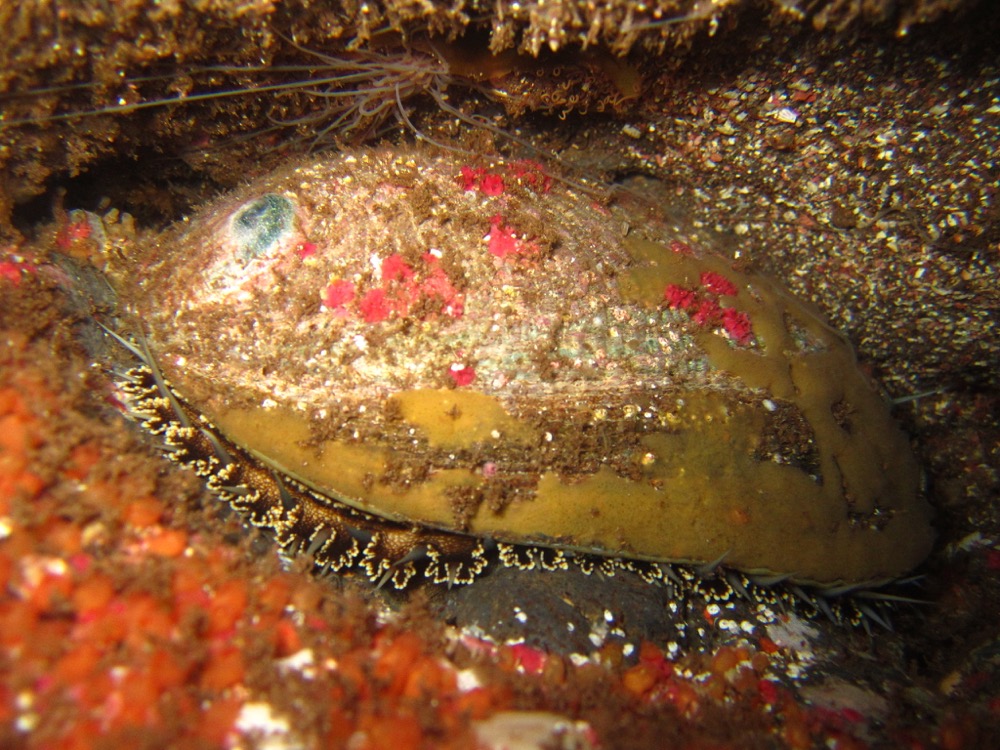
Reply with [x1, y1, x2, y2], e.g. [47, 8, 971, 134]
[109, 146, 933, 589]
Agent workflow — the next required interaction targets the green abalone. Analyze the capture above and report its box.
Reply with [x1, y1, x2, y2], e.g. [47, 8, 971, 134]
[107, 146, 933, 594]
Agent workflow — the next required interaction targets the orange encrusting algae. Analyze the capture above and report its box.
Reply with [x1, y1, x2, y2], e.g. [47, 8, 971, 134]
[0, 317, 508, 748]
[0, 334, 884, 749]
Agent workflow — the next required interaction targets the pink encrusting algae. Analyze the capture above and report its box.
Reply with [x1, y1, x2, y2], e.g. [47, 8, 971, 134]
[485, 214, 540, 259]
[663, 262, 755, 346]
[323, 252, 464, 323]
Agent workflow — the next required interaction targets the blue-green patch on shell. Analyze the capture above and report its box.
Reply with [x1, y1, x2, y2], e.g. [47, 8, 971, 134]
[231, 193, 296, 261]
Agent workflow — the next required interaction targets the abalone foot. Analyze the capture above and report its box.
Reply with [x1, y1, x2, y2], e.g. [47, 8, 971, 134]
[403, 563, 685, 655]
[321, 547, 914, 654]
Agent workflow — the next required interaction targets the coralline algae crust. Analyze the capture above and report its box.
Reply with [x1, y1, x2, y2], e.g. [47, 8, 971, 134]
[111, 146, 933, 588]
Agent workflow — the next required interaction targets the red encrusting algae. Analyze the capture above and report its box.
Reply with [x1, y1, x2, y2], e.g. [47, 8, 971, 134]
[458, 159, 552, 197]
[296, 241, 318, 260]
[323, 279, 356, 309]
[323, 253, 463, 323]
[0, 258, 36, 287]
[699, 271, 739, 297]
[448, 363, 476, 387]
[54, 216, 92, 250]
[662, 268, 754, 346]
[486, 215, 539, 260]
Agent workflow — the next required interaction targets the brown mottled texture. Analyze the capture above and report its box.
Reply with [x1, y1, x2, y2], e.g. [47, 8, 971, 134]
[0, 0, 983, 237]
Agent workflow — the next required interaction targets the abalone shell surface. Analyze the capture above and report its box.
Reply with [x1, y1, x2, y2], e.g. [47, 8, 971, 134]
[113, 146, 933, 587]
